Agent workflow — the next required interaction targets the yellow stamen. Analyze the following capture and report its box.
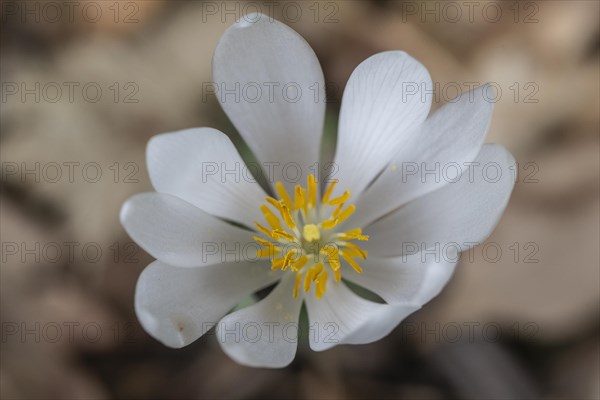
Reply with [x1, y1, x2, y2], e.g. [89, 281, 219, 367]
[342, 242, 368, 259]
[291, 255, 308, 272]
[261, 205, 281, 230]
[272, 229, 295, 241]
[336, 204, 356, 224]
[329, 190, 350, 206]
[256, 247, 279, 258]
[253, 236, 275, 248]
[275, 182, 292, 209]
[339, 228, 369, 241]
[304, 270, 314, 292]
[271, 257, 284, 270]
[312, 263, 323, 278]
[293, 272, 302, 298]
[328, 258, 341, 271]
[294, 185, 306, 212]
[322, 219, 338, 230]
[267, 197, 297, 231]
[331, 203, 344, 219]
[280, 204, 297, 230]
[340, 251, 363, 273]
[307, 174, 317, 208]
[321, 246, 341, 271]
[281, 250, 296, 271]
[315, 270, 328, 299]
[322, 179, 338, 204]
[333, 268, 341, 282]
[255, 222, 276, 240]
[266, 196, 283, 211]
[304, 263, 323, 292]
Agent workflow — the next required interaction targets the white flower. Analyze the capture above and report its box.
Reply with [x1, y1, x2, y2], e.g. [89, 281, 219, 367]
[120, 13, 516, 368]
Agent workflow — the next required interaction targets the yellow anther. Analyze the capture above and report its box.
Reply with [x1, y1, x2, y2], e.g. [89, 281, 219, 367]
[339, 228, 369, 241]
[312, 263, 323, 278]
[336, 204, 356, 224]
[281, 250, 296, 271]
[272, 229, 295, 241]
[322, 179, 338, 204]
[321, 246, 340, 271]
[255, 222, 276, 240]
[294, 185, 306, 212]
[320, 244, 337, 258]
[328, 258, 341, 271]
[322, 219, 338, 230]
[342, 242, 368, 259]
[340, 251, 363, 273]
[256, 247, 279, 258]
[266, 196, 283, 211]
[303, 224, 321, 242]
[307, 174, 317, 208]
[253, 236, 274, 247]
[271, 257, 284, 270]
[293, 272, 302, 298]
[280, 203, 297, 230]
[315, 270, 328, 299]
[303, 269, 314, 292]
[291, 255, 308, 272]
[329, 190, 350, 206]
[267, 197, 296, 230]
[261, 205, 281, 230]
[275, 182, 292, 209]
[333, 268, 341, 282]
[331, 203, 344, 219]
[304, 263, 323, 292]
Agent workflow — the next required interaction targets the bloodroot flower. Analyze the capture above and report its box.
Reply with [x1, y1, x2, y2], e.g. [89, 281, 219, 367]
[121, 13, 515, 368]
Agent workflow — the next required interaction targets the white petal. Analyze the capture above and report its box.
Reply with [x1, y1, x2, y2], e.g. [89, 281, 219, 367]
[304, 280, 419, 351]
[135, 260, 278, 348]
[344, 250, 458, 305]
[213, 13, 326, 192]
[351, 85, 494, 228]
[364, 144, 516, 257]
[120, 192, 255, 267]
[332, 51, 432, 201]
[217, 275, 303, 368]
[412, 255, 458, 305]
[147, 128, 268, 228]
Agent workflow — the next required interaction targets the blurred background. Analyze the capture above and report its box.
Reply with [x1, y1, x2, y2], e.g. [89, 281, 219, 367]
[1, 0, 598, 398]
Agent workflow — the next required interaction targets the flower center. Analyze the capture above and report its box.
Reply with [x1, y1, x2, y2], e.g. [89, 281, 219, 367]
[303, 224, 320, 242]
[253, 175, 369, 299]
